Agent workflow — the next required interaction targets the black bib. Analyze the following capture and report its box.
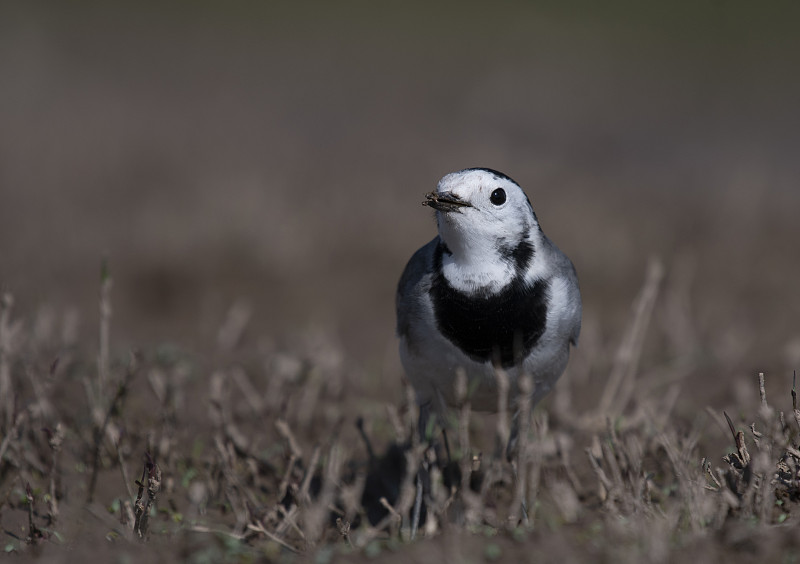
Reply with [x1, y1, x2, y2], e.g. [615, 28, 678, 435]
[430, 241, 548, 368]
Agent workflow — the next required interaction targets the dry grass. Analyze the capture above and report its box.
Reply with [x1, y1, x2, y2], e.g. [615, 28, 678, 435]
[1, 260, 798, 564]
[2, 4, 799, 562]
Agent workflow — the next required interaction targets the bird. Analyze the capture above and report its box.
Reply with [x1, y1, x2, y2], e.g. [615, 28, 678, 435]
[396, 168, 581, 534]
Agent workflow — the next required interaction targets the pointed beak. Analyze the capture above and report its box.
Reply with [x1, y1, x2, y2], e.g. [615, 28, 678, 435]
[422, 191, 472, 213]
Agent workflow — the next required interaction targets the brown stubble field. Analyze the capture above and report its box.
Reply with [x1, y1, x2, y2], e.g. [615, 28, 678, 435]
[1, 2, 800, 562]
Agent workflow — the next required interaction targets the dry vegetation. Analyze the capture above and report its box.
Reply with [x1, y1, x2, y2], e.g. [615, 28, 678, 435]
[1, 257, 799, 564]
[3, 3, 800, 562]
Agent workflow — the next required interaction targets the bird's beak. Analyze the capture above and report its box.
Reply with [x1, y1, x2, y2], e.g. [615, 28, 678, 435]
[422, 191, 472, 212]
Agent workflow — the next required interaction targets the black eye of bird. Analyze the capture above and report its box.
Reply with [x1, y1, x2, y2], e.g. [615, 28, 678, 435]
[490, 188, 506, 206]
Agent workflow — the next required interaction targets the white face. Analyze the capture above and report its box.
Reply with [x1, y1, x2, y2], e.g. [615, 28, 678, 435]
[433, 168, 538, 249]
[428, 168, 542, 292]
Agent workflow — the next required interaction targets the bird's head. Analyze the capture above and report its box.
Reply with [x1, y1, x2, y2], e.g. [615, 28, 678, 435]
[424, 168, 539, 261]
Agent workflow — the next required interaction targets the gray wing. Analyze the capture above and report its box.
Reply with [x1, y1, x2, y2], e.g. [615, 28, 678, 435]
[564, 258, 582, 346]
[541, 235, 582, 347]
[396, 237, 439, 339]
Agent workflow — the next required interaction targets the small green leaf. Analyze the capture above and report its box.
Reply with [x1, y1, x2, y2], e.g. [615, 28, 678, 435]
[182, 468, 198, 488]
[365, 540, 382, 558]
[315, 546, 334, 564]
[485, 542, 502, 561]
[192, 438, 205, 459]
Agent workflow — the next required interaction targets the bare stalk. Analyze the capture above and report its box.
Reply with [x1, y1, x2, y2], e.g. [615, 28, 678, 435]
[115, 436, 135, 503]
[276, 418, 303, 460]
[792, 372, 800, 433]
[44, 423, 64, 521]
[133, 454, 162, 540]
[26, 482, 43, 544]
[97, 259, 112, 396]
[455, 369, 471, 491]
[303, 443, 344, 547]
[494, 368, 510, 460]
[0, 410, 26, 473]
[510, 374, 532, 526]
[87, 358, 136, 503]
[246, 520, 301, 553]
[355, 443, 425, 547]
[757, 372, 768, 411]
[0, 293, 14, 424]
[599, 259, 663, 417]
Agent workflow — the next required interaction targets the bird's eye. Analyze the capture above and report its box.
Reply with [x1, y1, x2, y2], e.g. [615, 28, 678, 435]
[490, 188, 506, 206]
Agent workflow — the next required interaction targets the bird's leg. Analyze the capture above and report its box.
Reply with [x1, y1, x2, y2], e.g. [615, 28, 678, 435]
[410, 402, 433, 540]
[505, 409, 520, 462]
[507, 408, 529, 524]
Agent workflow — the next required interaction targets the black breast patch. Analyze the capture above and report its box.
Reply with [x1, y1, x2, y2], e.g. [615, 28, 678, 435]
[429, 242, 548, 368]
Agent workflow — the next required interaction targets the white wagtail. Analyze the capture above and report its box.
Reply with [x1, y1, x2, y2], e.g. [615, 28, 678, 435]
[396, 168, 581, 532]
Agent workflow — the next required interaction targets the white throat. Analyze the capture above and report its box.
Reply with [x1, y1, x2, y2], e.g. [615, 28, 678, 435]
[441, 251, 515, 294]
[438, 221, 517, 294]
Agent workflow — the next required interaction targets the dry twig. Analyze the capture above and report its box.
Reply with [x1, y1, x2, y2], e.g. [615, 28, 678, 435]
[598, 259, 664, 418]
[87, 356, 137, 503]
[133, 453, 162, 540]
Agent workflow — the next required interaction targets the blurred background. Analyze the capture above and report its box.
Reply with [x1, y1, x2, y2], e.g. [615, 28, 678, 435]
[2, 1, 799, 410]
